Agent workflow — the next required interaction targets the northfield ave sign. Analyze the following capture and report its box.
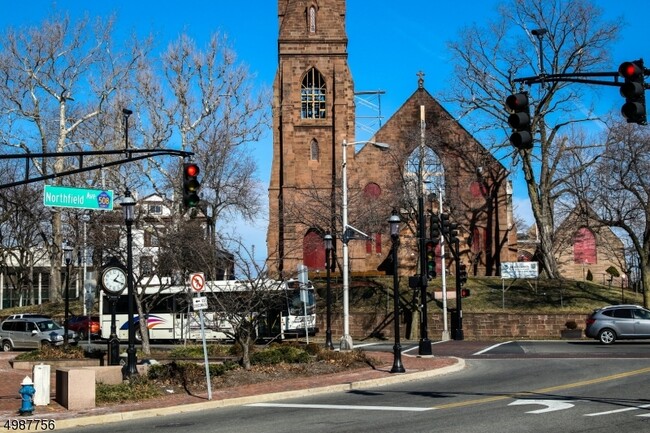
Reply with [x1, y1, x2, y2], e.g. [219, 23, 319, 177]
[43, 185, 114, 211]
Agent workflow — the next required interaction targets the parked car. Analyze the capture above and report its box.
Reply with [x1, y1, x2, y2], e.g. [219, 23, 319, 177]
[585, 305, 650, 344]
[5, 313, 50, 320]
[67, 315, 100, 340]
[0, 317, 77, 351]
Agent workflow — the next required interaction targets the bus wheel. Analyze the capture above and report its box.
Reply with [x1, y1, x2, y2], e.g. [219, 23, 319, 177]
[135, 329, 144, 342]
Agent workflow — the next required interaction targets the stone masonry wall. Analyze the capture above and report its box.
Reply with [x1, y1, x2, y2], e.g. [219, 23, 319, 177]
[318, 311, 590, 341]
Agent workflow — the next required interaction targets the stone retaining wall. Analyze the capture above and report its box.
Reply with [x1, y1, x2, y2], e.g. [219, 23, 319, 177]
[319, 311, 590, 340]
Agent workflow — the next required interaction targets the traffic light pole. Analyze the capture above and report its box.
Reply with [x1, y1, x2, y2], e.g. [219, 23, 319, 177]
[453, 238, 464, 341]
[418, 194, 432, 355]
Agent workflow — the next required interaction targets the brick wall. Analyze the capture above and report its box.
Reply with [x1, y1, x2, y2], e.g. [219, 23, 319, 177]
[318, 311, 589, 341]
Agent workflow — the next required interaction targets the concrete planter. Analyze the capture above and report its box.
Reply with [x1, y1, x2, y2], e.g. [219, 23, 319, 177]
[10, 358, 101, 370]
[560, 329, 584, 339]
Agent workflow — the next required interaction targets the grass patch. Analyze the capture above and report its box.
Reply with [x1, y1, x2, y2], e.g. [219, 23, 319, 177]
[96, 376, 163, 404]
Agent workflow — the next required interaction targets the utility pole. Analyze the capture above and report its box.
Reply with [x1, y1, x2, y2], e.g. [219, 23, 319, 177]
[417, 103, 432, 356]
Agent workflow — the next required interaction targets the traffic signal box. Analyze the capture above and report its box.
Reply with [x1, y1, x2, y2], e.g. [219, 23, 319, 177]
[619, 60, 647, 125]
[430, 214, 441, 244]
[425, 240, 436, 279]
[183, 163, 201, 208]
[505, 93, 533, 150]
[459, 264, 470, 297]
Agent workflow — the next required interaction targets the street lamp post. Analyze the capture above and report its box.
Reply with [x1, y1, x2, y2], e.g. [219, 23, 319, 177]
[120, 189, 137, 377]
[340, 139, 390, 351]
[324, 233, 334, 350]
[389, 209, 405, 374]
[63, 244, 73, 346]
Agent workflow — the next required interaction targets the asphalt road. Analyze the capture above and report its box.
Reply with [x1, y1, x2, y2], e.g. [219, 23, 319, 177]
[69, 340, 650, 433]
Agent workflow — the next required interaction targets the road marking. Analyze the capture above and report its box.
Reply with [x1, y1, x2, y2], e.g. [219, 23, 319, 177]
[509, 399, 577, 414]
[473, 341, 513, 355]
[584, 403, 650, 417]
[248, 403, 433, 412]
[434, 366, 650, 410]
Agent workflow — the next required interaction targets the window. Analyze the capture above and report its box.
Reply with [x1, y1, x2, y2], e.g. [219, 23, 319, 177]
[363, 183, 381, 199]
[301, 68, 326, 119]
[404, 147, 444, 203]
[303, 230, 325, 270]
[308, 6, 317, 33]
[148, 204, 162, 214]
[573, 227, 597, 264]
[310, 139, 319, 161]
[140, 256, 153, 276]
[144, 230, 160, 248]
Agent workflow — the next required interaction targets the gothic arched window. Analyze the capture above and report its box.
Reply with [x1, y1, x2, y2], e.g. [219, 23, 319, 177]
[404, 147, 444, 203]
[308, 6, 317, 33]
[310, 139, 319, 161]
[574, 227, 597, 264]
[301, 68, 326, 119]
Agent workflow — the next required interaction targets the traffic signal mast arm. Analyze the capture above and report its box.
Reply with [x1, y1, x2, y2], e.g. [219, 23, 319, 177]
[513, 70, 649, 88]
[0, 148, 194, 190]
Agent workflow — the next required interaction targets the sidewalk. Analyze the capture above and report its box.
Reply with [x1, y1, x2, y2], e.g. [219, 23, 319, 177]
[0, 348, 464, 431]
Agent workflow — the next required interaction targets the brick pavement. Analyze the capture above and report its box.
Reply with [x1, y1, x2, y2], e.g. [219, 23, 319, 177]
[0, 348, 462, 430]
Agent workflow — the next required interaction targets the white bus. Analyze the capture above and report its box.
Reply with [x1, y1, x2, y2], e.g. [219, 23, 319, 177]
[99, 279, 317, 342]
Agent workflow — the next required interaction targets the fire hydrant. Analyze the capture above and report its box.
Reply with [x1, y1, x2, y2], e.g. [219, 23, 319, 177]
[19, 376, 35, 416]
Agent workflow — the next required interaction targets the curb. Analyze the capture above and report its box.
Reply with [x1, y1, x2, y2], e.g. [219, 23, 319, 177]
[56, 358, 465, 430]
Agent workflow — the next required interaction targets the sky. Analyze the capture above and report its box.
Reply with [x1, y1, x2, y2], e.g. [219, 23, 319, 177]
[1, 1, 648, 265]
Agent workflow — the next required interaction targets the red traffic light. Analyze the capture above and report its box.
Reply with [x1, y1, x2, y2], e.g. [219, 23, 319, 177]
[505, 93, 529, 111]
[460, 288, 471, 298]
[619, 61, 643, 79]
[185, 163, 200, 177]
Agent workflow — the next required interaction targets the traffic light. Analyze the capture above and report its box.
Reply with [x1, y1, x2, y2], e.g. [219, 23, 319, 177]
[425, 240, 436, 279]
[430, 214, 440, 244]
[505, 93, 533, 150]
[459, 263, 468, 286]
[618, 60, 646, 125]
[440, 213, 450, 238]
[460, 288, 471, 298]
[182, 163, 201, 208]
[449, 223, 459, 244]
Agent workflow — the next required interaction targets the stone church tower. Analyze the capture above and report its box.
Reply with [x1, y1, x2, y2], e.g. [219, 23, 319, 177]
[267, 0, 358, 275]
[267, 0, 518, 278]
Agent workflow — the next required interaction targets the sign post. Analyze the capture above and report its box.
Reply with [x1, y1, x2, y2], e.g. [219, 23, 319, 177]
[190, 272, 211, 400]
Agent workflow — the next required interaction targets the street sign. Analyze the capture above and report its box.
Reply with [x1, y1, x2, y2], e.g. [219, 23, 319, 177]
[43, 185, 113, 211]
[192, 296, 208, 311]
[189, 272, 205, 292]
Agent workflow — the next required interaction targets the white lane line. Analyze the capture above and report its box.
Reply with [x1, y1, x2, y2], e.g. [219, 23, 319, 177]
[247, 403, 433, 412]
[473, 341, 513, 355]
[584, 403, 650, 417]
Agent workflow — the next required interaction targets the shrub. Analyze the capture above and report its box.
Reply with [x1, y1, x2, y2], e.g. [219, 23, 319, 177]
[96, 375, 162, 404]
[565, 320, 578, 330]
[14, 344, 86, 361]
[250, 344, 311, 365]
[168, 344, 231, 359]
[147, 360, 240, 386]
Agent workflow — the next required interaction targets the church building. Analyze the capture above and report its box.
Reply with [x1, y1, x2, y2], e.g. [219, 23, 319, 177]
[267, 0, 518, 278]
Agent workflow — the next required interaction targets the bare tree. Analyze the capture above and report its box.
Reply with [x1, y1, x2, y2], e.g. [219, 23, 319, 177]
[0, 12, 144, 300]
[133, 33, 270, 236]
[445, 0, 621, 277]
[568, 121, 650, 307]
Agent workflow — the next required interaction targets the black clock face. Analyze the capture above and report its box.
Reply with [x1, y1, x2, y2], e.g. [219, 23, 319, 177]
[102, 267, 126, 294]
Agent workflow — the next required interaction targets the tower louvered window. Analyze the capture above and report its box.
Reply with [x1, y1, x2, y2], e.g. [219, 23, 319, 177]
[301, 68, 326, 119]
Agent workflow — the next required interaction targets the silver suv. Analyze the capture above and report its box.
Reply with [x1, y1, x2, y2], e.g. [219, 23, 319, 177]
[0, 317, 77, 351]
[585, 305, 650, 344]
